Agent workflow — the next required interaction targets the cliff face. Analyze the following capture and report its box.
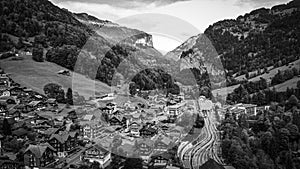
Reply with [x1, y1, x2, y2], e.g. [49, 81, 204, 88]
[165, 34, 225, 77]
[74, 13, 153, 48]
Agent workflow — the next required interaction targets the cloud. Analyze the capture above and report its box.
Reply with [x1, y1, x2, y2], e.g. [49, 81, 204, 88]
[236, 0, 290, 8]
[51, 0, 190, 9]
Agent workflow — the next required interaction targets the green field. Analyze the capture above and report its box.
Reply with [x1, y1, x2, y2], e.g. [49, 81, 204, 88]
[213, 59, 300, 99]
[0, 54, 111, 98]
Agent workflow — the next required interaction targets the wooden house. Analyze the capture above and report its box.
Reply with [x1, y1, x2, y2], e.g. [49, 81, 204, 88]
[24, 143, 56, 168]
[81, 144, 111, 168]
[48, 131, 78, 157]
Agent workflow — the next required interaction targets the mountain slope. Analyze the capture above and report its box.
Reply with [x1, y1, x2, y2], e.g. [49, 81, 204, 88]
[0, 0, 180, 96]
[166, 0, 300, 91]
[204, 0, 300, 77]
[0, 54, 111, 98]
[74, 13, 153, 47]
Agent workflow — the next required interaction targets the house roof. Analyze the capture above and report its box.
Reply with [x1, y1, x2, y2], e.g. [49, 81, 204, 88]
[87, 144, 109, 155]
[47, 98, 56, 104]
[28, 101, 42, 107]
[82, 114, 94, 121]
[94, 137, 113, 149]
[12, 128, 29, 136]
[25, 143, 56, 158]
[111, 115, 125, 122]
[44, 128, 60, 135]
[199, 99, 213, 111]
[50, 131, 77, 143]
[159, 136, 172, 145]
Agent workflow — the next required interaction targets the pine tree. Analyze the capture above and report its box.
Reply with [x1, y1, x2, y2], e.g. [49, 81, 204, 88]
[3, 118, 12, 136]
[32, 47, 44, 62]
[66, 88, 73, 105]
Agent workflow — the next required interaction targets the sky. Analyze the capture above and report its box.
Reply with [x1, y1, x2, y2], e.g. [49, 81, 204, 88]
[51, 0, 290, 53]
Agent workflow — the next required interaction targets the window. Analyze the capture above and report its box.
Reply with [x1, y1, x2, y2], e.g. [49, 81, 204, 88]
[29, 154, 37, 167]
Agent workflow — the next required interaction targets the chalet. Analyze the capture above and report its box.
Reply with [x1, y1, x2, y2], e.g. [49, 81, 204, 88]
[106, 102, 117, 108]
[109, 115, 126, 126]
[154, 135, 172, 152]
[48, 131, 78, 157]
[27, 101, 45, 110]
[129, 122, 142, 137]
[43, 128, 61, 137]
[53, 119, 64, 127]
[129, 113, 142, 124]
[198, 97, 213, 116]
[66, 110, 78, 121]
[9, 87, 24, 96]
[136, 139, 154, 161]
[46, 98, 58, 107]
[82, 123, 102, 139]
[57, 70, 70, 76]
[12, 128, 29, 138]
[24, 143, 56, 168]
[149, 152, 171, 168]
[0, 102, 7, 116]
[0, 75, 10, 90]
[100, 106, 114, 114]
[34, 120, 53, 130]
[229, 103, 257, 117]
[168, 102, 186, 120]
[81, 144, 111, 168]
[140, 124, 157, 137]
[0, 90, 10, 97]
[124, 101, 136, 110]
[112, 109, 123, 116]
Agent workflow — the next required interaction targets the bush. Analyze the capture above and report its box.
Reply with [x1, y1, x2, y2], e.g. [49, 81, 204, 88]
[43, 83, 65, 103]
[32, 47, 44, 62]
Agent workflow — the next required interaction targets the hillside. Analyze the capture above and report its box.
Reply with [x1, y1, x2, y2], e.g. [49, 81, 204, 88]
[0, 54, 111, 98]
[74, 12, 154, 47]
[163, 0, 300, 101]
[204, 0, 300, 78]
[0, 0, 181, 95]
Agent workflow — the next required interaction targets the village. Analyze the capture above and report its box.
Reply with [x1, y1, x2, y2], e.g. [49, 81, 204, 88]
[0, 65, 213, 169]
[0, 61, 277, 169]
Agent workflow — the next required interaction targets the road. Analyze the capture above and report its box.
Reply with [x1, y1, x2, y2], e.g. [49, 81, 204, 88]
[178, 99, 223, 169]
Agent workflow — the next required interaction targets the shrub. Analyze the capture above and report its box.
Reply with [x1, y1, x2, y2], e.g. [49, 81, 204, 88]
[32, 47, 44, 62]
